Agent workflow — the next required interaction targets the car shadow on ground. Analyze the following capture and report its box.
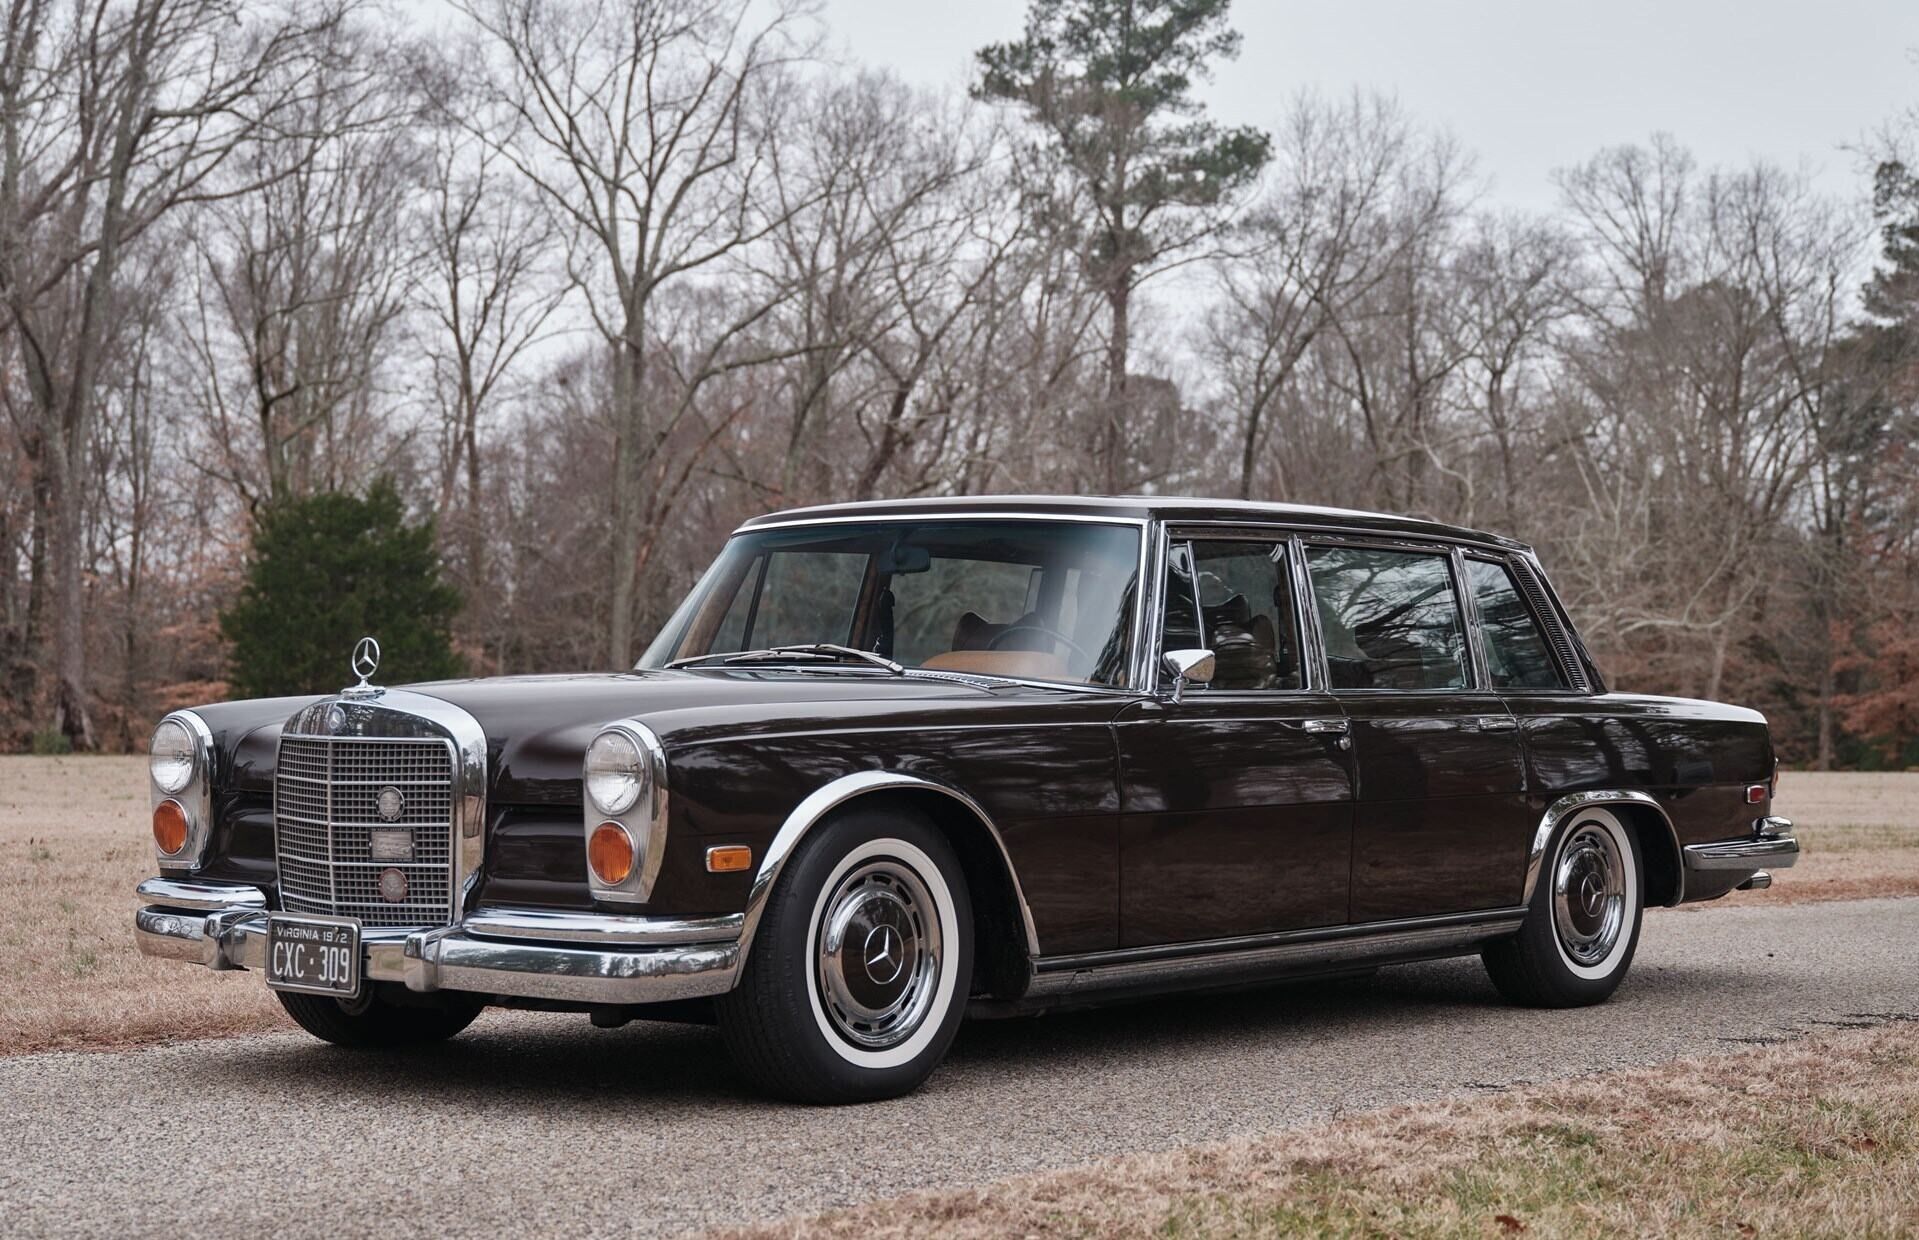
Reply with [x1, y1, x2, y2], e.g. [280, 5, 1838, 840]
[188, 951, 1754, 1114]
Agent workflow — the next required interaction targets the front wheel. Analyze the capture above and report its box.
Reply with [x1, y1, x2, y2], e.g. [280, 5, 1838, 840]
[717, 805, 972, 1103]
[1483, 807, 1643, 1007]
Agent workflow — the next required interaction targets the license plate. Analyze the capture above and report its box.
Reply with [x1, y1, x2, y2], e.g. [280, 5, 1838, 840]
[266, 914, 361, 997]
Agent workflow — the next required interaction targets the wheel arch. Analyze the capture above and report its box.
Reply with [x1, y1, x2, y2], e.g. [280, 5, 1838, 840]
[1525, 790, 1683, 909]
[737, 772, 1040, 999]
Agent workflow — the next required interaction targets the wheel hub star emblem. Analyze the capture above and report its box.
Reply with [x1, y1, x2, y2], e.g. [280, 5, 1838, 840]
[863, 924, 904, 985]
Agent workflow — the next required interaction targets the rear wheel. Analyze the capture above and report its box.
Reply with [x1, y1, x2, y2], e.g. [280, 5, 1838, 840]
[717, 805, 972, 1104]
[276, 984, 484, 1047]
[1483, 807, 1643, 1007]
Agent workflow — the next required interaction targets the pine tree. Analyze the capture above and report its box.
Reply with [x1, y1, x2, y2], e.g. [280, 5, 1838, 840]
[220, 482, 464, 699]
[975, 0, 1269, 489]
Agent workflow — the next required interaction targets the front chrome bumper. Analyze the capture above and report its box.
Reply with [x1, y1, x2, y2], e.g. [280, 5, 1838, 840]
[134, 878, 743, 1005]
[1682, 816, 1801, 874]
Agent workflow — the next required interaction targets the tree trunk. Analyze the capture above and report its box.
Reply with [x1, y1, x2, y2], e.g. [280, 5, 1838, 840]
[46, 444, 95, 750]
[1235, 395, 1263, 500]
[606, 328, 646, 668]
[1102, 282, 1130, 493]
[464, 394, 485, 660]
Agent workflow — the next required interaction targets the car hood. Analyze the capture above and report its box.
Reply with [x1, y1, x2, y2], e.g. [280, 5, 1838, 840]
[403, 668, 995, 806]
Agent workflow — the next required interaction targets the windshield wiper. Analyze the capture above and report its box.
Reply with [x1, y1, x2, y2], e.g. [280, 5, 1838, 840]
[669, 643, 905, 675]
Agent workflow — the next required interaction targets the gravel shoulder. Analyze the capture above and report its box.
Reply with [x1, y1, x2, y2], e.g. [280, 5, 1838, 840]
[1, 896, 1915, 1238]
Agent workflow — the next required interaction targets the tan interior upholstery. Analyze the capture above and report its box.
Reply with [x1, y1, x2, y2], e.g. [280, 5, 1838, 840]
[920, 650, 1073, 680]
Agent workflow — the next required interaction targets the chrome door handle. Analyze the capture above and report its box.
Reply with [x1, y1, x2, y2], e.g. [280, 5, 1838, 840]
[1475, 716, 1517, 732]
[1298, 718, 1348, 734]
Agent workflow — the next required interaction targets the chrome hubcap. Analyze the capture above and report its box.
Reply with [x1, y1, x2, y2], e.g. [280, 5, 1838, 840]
[816, 860, 942, 1049]
[1553, 821, 1626, 966]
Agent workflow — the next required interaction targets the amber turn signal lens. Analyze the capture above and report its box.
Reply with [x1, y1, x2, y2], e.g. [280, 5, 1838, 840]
[153, 799, 190, 855]
[706, 845, 752, 873]
[588, 821, 635, 885]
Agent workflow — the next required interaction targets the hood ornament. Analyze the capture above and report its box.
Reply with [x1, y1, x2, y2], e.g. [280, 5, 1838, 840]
[342, 636, 382, 700]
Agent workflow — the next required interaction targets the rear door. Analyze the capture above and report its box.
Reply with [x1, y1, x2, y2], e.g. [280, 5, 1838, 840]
[1302, 540, 1532, 921]
[1114, 531, 1357, 946]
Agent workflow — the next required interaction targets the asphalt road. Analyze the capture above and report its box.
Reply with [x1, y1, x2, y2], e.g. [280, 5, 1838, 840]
[4, 896, 1916, 1238]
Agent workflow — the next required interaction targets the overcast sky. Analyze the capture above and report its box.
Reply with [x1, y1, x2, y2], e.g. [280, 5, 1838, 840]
[820, 0, 1919, 212]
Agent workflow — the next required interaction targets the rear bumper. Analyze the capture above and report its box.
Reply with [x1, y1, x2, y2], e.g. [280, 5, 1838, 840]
[134, 879, 743, 1006]
[1682, 816, 1800, 874]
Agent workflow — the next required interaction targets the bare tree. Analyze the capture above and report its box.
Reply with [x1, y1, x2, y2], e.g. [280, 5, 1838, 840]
[1206, 92, 1431, 499]
[0, 0, 347, 746]
[178, 21, 418, 512]
[455, 0, 817, 666]
[415, 96, 563, 647]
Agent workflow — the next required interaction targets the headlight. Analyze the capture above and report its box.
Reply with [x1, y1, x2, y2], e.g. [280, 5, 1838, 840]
[149, 719, 196, 794]
[584, 731, 645, 815]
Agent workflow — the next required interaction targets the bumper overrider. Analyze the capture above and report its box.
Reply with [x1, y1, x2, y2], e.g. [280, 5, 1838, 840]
[134, 878, 743, 1006]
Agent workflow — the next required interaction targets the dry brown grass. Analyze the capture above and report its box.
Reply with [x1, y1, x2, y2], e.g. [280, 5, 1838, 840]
[716, 1022, 1919, 1239]
[0, 760, 1913, 1056]
[0, 756, 283, 1054]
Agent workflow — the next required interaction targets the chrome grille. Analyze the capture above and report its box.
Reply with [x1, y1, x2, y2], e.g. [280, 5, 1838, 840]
[274, 736, 456, 928]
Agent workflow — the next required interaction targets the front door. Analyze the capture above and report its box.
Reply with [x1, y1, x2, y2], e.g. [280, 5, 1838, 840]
[1302, 541, 1532, 922]
[1116, 535, 1357, 946]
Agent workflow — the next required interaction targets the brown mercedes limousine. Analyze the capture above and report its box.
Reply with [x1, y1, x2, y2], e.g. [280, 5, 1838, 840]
[135, 495, 1797, 1102]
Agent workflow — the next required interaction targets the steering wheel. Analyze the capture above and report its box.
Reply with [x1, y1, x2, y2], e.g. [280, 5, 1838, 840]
[986, 624, 1090, 662]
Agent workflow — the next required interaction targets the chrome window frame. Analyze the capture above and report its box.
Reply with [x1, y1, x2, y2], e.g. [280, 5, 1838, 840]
[1152, 523, 1321, 698]
[1289, 532, 1491, 697]
[703, 510, 1156, 694]
[1457, 551, 1575, 695]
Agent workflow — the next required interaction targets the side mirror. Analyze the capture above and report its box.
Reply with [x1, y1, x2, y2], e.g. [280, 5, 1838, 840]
[1161, 648, 1215, 704]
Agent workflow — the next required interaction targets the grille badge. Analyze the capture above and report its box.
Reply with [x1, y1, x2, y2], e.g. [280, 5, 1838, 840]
[376, 785, 406, 821]
[378, 868, 409, 903]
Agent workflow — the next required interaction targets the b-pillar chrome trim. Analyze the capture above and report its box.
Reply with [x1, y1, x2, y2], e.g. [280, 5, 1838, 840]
[739, 771, 1041, 964]
[1524, 790, 1684, 908]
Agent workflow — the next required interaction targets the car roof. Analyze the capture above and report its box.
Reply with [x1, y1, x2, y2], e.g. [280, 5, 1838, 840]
[737, 495, 1531, 553]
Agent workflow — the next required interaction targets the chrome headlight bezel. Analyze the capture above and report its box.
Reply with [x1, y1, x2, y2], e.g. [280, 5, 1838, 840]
[150, 710, 214, 871]
[582, 721, 669, 904]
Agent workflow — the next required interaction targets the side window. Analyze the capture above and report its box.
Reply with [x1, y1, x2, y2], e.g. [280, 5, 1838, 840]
[1305, 545, 1469, 691]
[1466, 558, 1567, 689]
[1159, 538, 1304, 691]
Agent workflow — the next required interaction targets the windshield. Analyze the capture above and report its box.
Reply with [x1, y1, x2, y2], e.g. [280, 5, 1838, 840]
[640, 520, 1142, 687]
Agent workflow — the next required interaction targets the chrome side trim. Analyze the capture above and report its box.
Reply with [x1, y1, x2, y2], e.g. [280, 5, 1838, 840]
[584, 719, 671, 905]
[740, 771, 1041, 965]
[1525, 790, 1683, 908]
[463, 907, 742, 946]
[153, 709, 216, 874]
[135, 877, 267, 912]
[1022, 911, 1524, 1003]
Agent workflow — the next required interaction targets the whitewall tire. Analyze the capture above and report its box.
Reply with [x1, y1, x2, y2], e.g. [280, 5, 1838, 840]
[717, 804, 972, 1103]
[1483, 807, 1644, 1007]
